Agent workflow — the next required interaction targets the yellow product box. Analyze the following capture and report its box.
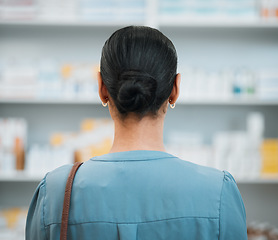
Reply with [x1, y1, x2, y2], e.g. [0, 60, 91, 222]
[75, 138, 112, 163]
[261, 139, 278, 174]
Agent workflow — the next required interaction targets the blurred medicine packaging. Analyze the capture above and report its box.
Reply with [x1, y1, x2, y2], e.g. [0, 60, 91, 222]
[0, 60, 100, 100]
[159, 0, 259, 21]
[179, 67, 278, 101]
[1, 60, 278, 102]
[25, 118, 114, 174]
[0, 0, 278, 22]
[159, 0, 278, 22]
[0, 115, 278, 179]
[0, 0, 145, 22]
[167, 112, 278, 178]
[0, 208, 27, 240]
[0, 118, 27, 172]
[0, 118, 114, 175]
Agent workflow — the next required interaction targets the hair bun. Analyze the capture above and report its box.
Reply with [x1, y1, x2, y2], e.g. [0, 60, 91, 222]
[117, 70, 157, 115]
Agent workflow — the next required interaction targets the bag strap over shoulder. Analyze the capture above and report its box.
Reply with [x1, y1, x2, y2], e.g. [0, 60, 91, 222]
[60, 162, 83, 240]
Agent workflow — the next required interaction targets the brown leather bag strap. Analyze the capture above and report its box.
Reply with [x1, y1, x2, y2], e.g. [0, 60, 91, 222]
[60, 162, 83, 240]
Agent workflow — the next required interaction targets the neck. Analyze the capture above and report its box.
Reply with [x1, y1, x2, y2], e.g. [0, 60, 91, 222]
[109, 114, 165, 153]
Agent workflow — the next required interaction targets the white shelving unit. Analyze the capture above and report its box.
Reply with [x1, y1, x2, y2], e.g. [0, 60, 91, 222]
[0, 20, 145, 28]
[1, 4, 278, 228]
[0, 171, 45, 182]
[159, 19, 278, 28]
[1, 98, 278, 105]
[1, 19, 278, 28]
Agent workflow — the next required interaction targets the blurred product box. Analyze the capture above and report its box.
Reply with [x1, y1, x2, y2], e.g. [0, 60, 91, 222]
[0, 0, 145, 22]
[1, 59, 278, 102]
[0, 208, 27, 240]
[166, 112, 269, 179]
[0, 60, 38, 99]
[261, 139, 278, 174]
[159, 0, 258, 22]
[0, 117, 113, 175]
[78, 0, 145, 22]
[0, 60, 99, 100]
[0, 0, 37, 20]
[248, 221, 278, 240]
[179, 67, 258, 101]
[258, 70, 278, 100]
[1, 0, 277, 23]
[37, 0, 77, 21]
[0, 118, 27, 172]
[261, 0, 278, 20]
[25, 118, 113, 175]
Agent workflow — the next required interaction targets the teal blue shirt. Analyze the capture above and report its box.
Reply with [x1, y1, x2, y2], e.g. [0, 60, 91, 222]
[26, 150, 247, 239]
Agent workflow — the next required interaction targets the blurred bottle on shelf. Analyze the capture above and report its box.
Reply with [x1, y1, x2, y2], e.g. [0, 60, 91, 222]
[0, 59, 99, 101]
[166, 111, 278, 179]
[248, 221, 278, 240]
[0, 118, 27, 172]
[0, 117, 113, 175]
[2, 59, 278, 102]
[233, 68, 256, 97]
[25, 118, 113, 175]
[212, 112, 266, 178]
[261, 0, 278, 20]
[247, 112, 265, 176]
[60, 63, 98, 100]
[0, 0, 145, 22]
[166, 131, 211, 167]
[74, 118, 113, 162]
[78, 0, 145, 22]
[0, 0, 37, 20]
[37, 0, 77, 21]
[0, 59, 38, 99]
[179, 66, 260, 101]
[258, 70, 278, 101]
[1, 0, 277, 23]
[0, 208, 27, 240]
[159, 0, 259, 22]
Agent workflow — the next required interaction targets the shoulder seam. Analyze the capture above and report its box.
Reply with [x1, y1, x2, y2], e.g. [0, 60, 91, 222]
[218, 171, 226, 240]
[91, 156, 178, 162]
[42, 174, 48, 240]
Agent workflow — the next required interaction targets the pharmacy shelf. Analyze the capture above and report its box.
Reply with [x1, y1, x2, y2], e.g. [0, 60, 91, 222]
[0, 171, 45, 182]
[1, 98, 278, 106]
[236, 174, 278, 184]
[0, 19, 145, 27]
[1, 19, 278, 28]
[159, 19, 278, 28]
[1, 171, 278, 183]
[178, 99, 278, 106]
[0, 98, 100, 105]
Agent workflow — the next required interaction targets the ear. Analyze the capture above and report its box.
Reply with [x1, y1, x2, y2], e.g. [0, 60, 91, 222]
[97, 72, 109, 103]
[168, 73, 181, 105]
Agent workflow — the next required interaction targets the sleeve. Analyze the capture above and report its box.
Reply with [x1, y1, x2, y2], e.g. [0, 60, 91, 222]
[25, 177, 47, 240]
[219, 171, 248, 240]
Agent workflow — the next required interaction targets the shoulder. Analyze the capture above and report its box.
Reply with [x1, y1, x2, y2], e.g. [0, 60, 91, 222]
[220, 170, 246, 213]
[169, 157, 225, 187]
[150, 157, 226, 218]
[45, 164, 73, 188]
[26, 165, 73, 239]
[44, 164, 73, 200]
[42, 164, 73, 225]
[219, 171, 247, 239]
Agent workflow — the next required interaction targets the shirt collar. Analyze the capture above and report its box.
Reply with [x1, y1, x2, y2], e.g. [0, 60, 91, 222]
[90, 150, 177, 162]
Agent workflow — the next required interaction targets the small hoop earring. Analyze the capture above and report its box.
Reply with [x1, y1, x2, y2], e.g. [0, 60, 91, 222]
[102, 102, 108, 107]
[170, 103, 175, 109]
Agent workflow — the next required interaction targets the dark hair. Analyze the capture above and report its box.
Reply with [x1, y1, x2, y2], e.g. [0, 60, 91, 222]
[100, 26, 177, 118]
